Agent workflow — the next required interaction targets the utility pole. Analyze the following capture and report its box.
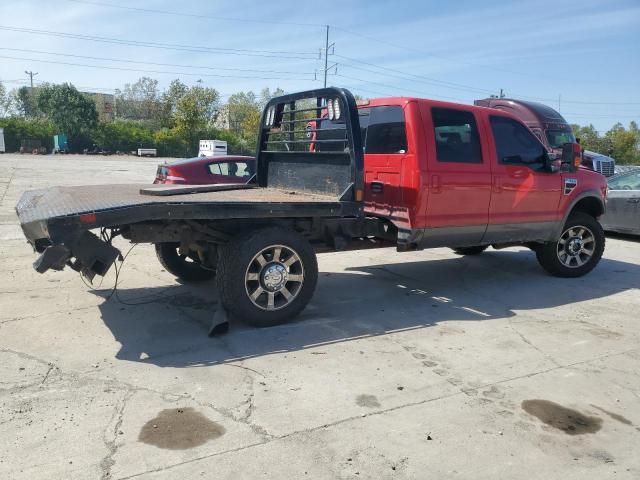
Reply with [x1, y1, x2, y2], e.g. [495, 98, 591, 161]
[24, 70, 38, 88]
[322, 25, 337, 87]
[323, 25, 329, 87]
[499, 88, 505, 98]
[558, 94, 561, 113]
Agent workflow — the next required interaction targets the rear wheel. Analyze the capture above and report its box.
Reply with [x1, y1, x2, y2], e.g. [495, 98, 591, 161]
[536, 212, 605, 277]
[155, 242, 216, 282]
[217, 227, 318, 328]
[452, 246, 488, 256]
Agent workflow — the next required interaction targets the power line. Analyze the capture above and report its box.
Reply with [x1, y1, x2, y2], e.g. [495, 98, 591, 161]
[332, 26, 629, 88]
[0, 55, 316, 81]
[0, 25, 319, 59]
[335, 73, 467, 102]
[0, 47, 317, 76]
[334, 54, 494, 95]
[65, 0, 325, 28]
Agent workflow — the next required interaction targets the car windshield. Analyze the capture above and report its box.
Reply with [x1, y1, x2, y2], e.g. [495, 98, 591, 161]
[608, 170, 640, 191]
[545, 128, 576, 148]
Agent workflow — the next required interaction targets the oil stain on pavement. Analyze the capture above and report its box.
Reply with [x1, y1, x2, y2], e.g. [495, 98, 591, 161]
[356, 394, 381, 408]
[522, 399, 602, 435]
[139, 407, 225, 449]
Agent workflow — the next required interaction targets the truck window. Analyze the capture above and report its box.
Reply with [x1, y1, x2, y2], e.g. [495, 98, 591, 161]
[545, 128, 576, 149]
[490, 116, 546, 166]
[316, 106, 407, 154]
[363, 106, 407, 154]
[431, 108, 482, 163]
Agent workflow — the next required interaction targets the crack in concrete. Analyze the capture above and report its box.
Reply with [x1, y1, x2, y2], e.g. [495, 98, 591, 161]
[40, 364, 56, 385]
[101, 390, 133, 480]
[0, 168, 14, 206]
[508, 320, 562, 368]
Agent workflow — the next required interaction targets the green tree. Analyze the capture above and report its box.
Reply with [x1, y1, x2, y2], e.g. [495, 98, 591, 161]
[115, 77, 163, 126]
[259, 87, 285, 108]
[173, 84, 220, 152]
[14, 86, 39, 118]
[0, 82, 11, 117]
[160, 79, 188, 128]
[36, 83, 98, 138]
[572, 122, 640, 165]
[605, 122, 640, 164]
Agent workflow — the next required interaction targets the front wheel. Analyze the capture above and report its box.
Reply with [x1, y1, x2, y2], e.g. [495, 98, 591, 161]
[536, 213, 605, 278]
[216, 227, 318, 328]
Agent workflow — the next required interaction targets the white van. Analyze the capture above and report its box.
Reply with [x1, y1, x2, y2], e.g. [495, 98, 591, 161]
[199, 139, 227, 157]
[0, 128, 5, 153]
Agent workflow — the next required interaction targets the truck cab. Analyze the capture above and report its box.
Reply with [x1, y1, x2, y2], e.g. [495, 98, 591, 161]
[313, 95, 607, 273]
[473, 98, 615, 177]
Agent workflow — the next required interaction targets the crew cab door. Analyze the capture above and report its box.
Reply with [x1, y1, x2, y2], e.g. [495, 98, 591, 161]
[484, 115, 562, 243]
[362, 106, 408, 218]
[420, 105, 492, 246]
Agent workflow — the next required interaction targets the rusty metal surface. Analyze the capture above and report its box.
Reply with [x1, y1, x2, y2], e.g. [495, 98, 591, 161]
[16, 184, 337, 224]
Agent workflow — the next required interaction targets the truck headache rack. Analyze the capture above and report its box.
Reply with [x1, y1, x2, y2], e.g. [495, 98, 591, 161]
[257, 87, 364, 201]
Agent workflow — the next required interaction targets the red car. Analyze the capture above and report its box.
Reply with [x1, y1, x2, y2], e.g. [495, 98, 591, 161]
[154, 155, 256, 184]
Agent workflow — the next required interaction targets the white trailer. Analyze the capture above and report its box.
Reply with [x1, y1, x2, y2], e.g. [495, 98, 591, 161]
[199, 139, 227, 157]
[137, 148, 157, 157]
[0, 128, 5, 153]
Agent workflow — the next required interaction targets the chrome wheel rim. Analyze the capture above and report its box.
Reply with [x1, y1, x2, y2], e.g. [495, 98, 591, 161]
[245, 245, 304, 311]
[556, 225, 596, 268]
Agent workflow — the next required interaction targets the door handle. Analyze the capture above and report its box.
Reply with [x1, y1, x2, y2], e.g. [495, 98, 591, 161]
[510, 168, 528, 179]
[627, 198, 640, 204]
[431, 175, 441, 194]
[370, 181, 384, 194]
[493, 176, 502, 193]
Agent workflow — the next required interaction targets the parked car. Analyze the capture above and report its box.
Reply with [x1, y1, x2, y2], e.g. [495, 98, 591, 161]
[600, 169, 640, 235]
[154, 155, 256, 184]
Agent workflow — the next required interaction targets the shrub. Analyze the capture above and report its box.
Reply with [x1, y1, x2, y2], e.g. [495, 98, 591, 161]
[0, 117, 55, 152]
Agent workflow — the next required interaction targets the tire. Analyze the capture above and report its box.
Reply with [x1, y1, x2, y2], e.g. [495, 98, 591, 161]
[217, 227, 318, 328]
[155, 242, 216, 282]
[452, 246, 488, 256]
[536, 212, 605, 278]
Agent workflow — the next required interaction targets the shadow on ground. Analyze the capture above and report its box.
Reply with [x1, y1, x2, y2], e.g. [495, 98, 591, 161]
[92, 249, 639, 367]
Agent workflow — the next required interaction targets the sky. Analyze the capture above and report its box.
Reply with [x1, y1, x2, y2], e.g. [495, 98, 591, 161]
[0, 0, 638, 132]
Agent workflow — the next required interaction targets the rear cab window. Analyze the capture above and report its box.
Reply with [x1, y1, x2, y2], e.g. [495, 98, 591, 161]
[315, 105, 407, 154]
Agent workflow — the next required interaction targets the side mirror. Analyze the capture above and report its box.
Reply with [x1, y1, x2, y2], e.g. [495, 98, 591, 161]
[561, 142, 581, 172]
[543, 151, 561, 173]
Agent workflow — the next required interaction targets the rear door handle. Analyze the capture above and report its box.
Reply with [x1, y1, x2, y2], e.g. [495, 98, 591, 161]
[370, 181, 384, 194]
[431, 175, 441, 194]
[627, 198, 640, 204]
[510, 169, 528, 179]
[493, 176, 502, 193]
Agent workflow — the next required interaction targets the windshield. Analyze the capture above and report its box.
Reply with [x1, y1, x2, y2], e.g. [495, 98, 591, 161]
[545, 128, 576, 148]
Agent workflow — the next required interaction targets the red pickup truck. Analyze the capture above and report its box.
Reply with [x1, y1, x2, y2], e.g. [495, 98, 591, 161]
[15, 88, 607, 329]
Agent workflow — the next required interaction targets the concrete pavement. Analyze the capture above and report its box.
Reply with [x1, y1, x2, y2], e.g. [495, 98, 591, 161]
[1, 154, 639, 479]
